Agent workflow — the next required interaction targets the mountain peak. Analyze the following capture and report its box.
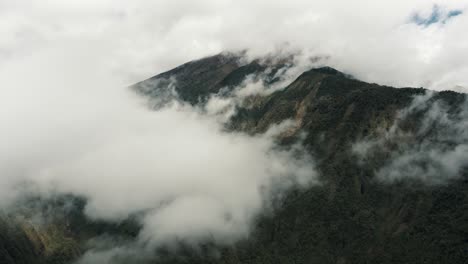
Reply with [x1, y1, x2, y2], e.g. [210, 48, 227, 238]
[310, 66, 345, 76]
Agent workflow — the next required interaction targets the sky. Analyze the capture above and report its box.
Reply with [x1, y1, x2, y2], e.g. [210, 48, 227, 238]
[0, 0, 467, 90]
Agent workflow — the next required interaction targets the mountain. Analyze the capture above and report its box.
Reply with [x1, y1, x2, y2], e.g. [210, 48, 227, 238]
[2, 53, 467, 264]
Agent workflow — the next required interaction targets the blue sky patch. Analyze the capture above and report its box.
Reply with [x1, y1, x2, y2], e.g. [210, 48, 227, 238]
[411, 5, 463, 26]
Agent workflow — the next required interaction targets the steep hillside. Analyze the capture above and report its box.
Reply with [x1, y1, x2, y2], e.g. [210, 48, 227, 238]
[132, 54, 468, 263]
[2, 54, 467, 264]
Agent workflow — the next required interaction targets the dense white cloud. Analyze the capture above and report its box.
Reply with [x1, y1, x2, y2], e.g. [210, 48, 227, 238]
[0, 30, 316, 253]
[0, 0, 467, 90]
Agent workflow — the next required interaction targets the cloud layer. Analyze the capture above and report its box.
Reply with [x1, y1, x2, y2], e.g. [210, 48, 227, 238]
[1, 0, 467, 91]
[0, 34, 316, 257]
[353, 92, 468, 184]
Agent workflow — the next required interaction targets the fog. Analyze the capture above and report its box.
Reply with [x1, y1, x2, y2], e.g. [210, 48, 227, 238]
[0, 36, 317, 259]
[353, 92, 468, 184]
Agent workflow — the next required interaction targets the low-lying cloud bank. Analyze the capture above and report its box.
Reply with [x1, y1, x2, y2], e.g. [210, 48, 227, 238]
[353, 92, 468, 184]
[0, 44, 317, 260]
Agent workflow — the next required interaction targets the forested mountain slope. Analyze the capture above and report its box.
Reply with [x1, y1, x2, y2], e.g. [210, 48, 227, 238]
[2, 54, 467, 264]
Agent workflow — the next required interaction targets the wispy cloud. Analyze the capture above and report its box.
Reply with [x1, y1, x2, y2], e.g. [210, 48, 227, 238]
[353, 91, 468, 184]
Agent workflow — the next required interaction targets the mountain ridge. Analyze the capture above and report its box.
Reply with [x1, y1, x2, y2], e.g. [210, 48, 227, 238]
[2, 53, 467, 264]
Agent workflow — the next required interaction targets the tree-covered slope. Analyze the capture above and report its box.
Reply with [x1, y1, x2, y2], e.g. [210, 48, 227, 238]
[2, 54, 467, 264]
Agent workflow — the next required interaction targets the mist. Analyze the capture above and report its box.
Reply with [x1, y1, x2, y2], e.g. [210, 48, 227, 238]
[353, 91, 468, 184]
[0, 31, 318, 262]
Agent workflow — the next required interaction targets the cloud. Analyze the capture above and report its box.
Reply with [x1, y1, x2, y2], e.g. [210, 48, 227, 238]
[0, 35, 317, 258]
[0, 0, 467, 91]
[203, 58, 312, 122]
[353, 91, 468, 184]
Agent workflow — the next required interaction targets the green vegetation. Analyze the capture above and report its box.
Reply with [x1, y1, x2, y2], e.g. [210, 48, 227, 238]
[2, 54, 467, 263]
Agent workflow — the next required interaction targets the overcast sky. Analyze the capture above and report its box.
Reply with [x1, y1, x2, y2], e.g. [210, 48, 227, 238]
[0, 0, 467, 90]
